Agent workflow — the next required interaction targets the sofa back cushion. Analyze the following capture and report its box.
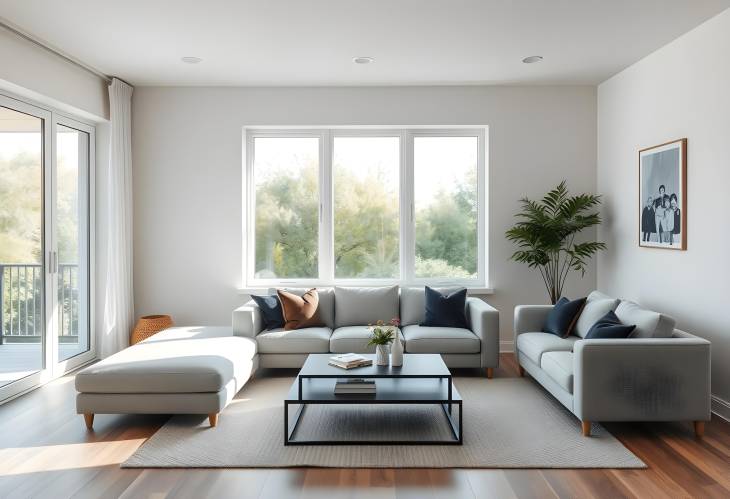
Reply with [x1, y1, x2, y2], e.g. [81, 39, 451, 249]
[400, 287, 463, 326]
[573, 291, 620, 338]
[334, 286, 399, 328]
[615, 300, 676, 338]
[269, 287, 335, 329]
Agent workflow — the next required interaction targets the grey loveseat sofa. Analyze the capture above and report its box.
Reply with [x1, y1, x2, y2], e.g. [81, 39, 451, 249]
[514, 290, 711, 437]
[233, 286, 500, 377]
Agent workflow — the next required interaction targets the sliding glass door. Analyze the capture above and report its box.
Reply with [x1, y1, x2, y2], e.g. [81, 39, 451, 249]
[55, 120, 92, 367]
[0, 100, 48, 393]
[0, 94, 94, 401]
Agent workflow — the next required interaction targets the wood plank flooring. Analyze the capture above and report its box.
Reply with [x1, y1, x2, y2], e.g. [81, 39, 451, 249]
[0, 354, 728, 499]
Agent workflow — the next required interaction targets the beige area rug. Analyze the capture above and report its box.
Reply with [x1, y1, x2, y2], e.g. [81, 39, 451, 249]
[123, 376, 645, 469]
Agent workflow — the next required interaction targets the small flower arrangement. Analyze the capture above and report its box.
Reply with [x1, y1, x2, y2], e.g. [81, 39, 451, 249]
[367, 318, 401, 347]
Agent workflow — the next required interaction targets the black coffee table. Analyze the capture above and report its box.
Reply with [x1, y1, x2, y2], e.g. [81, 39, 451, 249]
[284, 353, 463, 445]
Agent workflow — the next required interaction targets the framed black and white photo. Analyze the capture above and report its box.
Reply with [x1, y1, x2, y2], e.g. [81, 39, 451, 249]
[639, 138, 687, 250]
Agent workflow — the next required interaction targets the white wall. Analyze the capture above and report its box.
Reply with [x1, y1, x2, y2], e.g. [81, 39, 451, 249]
[598, 9, 730, 417]
[0, 25, 108, 121]
[132, 85, 597, 345]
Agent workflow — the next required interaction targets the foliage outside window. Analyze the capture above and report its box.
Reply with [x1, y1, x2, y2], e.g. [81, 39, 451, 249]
[246, 128, 486, 287]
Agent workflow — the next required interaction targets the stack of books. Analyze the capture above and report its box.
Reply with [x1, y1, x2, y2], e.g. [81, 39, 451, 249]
[328, 353, 372, 369]
[334, 378, 376, 395]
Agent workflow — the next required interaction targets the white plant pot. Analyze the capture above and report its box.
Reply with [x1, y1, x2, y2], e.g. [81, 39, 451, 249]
[376, 344, 390, 366]
[390, 336, 404, 367]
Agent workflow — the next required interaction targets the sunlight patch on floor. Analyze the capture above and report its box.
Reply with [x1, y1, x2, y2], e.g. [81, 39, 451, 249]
[0, 439, 146, 476]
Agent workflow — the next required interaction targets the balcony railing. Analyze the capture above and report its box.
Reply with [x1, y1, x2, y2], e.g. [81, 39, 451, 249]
[0, 263, 79, 344]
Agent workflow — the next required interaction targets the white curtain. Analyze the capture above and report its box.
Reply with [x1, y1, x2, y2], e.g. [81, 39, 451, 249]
[101, 78, 134, 358]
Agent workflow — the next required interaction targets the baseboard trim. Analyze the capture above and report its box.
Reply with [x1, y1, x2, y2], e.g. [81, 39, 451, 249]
[712, 395, 730, 422]
[499, 340, 514, 353]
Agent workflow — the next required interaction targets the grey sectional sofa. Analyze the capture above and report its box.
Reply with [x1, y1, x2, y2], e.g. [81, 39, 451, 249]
[514, 291, 711, 437]
[233, 286, 500, 377]
[76, 286, 498, 429]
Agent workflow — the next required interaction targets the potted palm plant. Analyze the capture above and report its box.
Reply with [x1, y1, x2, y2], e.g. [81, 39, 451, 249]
[506, 181, 606, 304]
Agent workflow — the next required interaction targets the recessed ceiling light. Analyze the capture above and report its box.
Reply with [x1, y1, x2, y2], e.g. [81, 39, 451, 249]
[181, 56, 203, 64]
[522, 55, 543, 64]
[353, 56, 375, 65]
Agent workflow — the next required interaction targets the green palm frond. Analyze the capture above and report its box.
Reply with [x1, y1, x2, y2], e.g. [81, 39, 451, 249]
[505, 181, 606, 304]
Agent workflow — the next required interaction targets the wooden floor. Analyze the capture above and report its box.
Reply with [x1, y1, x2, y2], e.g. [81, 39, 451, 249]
[0, 354, 728, 499]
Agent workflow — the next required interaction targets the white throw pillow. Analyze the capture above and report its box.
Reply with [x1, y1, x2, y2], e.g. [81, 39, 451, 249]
[574, 296, 620, 338]
[615, 301, 676, 338]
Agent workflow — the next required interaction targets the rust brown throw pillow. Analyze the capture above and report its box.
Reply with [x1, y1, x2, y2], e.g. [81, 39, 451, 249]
[277, 288, 325, 330]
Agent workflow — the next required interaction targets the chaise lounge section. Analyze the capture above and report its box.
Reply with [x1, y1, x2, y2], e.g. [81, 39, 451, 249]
[75, 326, 258, 429]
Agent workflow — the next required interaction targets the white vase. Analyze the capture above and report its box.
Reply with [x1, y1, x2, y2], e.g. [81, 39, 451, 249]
[390, 335, 404, 367]
[376, 344, 389, 366]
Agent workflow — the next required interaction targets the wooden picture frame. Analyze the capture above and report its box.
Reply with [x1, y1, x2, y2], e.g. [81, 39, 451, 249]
[638, 138, 687, 250]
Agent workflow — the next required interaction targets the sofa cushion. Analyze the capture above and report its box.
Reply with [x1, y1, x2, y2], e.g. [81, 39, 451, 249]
[421, 286, 469, 328]
[75, 326, 256, 394]
[334, 286, 399, 328]
[540, 351, 574, 393]
[585, 310, 636, 339]
[269, 288, 335, 328]
[277, 288, 326, 330]
[543, 296, 586, 338]
[615, 300, 676, 338]
[402, 325, 480, 354]
[586, 290, 615, 302]
[330, 326, 404, 354]
[256, 327, 332, 354]
[250, 294, 285, 330]
[574, 294, 620, 338]
[517, 332, 578, 365]
[400, 286, 463, 326]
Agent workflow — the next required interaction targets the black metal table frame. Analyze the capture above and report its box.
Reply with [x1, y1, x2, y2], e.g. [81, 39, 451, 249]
[284, 374, 463, 446]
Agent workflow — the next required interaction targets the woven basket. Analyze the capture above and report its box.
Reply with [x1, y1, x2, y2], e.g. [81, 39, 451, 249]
[131, 314, 174, 345]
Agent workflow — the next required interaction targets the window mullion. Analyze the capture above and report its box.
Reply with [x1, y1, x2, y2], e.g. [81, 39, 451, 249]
[319, 130, 334, 283]
[401, 130, 415, 284]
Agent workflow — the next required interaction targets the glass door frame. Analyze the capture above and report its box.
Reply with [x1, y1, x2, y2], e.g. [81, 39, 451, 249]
[0, 91, 96, 403]
[52, 115, 96, 376]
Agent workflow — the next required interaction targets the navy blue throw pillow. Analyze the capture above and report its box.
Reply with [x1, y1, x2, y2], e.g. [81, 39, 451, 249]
[420, 286, 469, 328]
[585, 310, 636, 339]
[251, 294, 285, 330]
[542, 296, 587, 338]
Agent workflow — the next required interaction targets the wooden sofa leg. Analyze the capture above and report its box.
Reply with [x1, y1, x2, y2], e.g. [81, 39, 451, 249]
[209, 413, 219, 427]
[486, 367, 494, 379]
[694, 421, 705, 438]
[83, 413, 94, 430]
[518, 366, 525, 377]
[582, 421, 591, 437]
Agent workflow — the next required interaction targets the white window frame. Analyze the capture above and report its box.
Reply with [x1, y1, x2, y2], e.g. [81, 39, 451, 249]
[243, 126, 489, 291]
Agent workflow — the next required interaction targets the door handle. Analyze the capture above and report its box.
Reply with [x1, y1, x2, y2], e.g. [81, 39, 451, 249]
[50, 251, 58, 274]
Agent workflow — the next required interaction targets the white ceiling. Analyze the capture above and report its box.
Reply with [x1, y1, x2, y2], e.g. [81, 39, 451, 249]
[1, 0, 729, 86]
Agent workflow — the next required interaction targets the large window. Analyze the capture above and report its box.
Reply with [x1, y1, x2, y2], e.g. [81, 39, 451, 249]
[245, 128, 486, 287]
